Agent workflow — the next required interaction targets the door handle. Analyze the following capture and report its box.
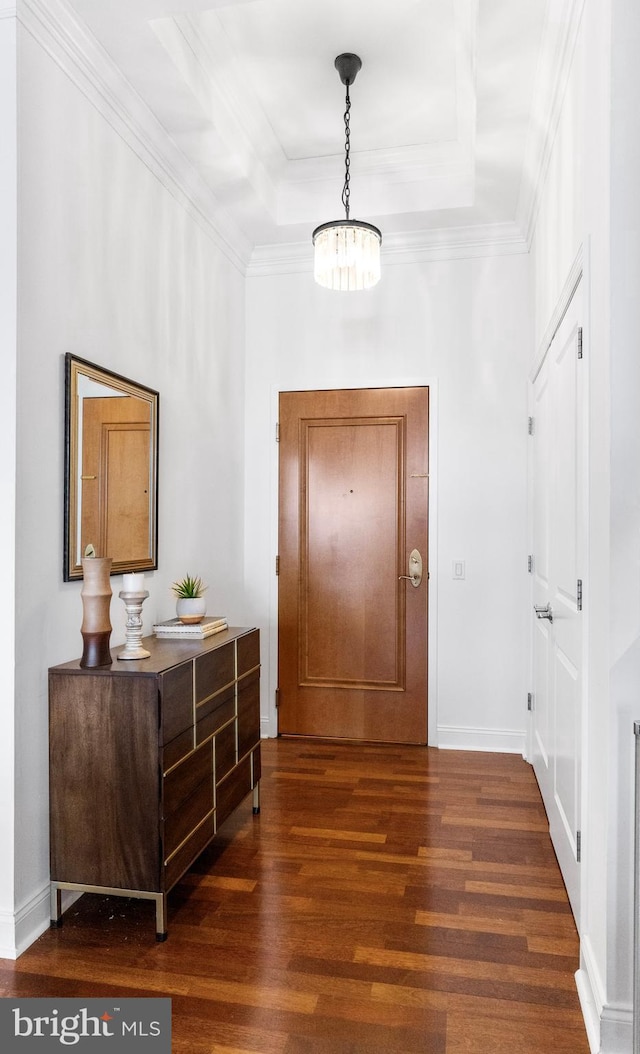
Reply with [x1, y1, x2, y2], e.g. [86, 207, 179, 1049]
[534, 603, 553, 622]
[399, 549, 423, 588]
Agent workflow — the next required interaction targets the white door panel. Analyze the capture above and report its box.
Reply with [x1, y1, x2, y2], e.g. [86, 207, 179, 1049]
[531, 281, 584, 925]
[533, 620, 551, 770]
[555, 647, 580, 829]
[533, 373, 551, 587]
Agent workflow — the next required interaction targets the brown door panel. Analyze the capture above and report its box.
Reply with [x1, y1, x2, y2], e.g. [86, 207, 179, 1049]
[278, 387, 428, 744]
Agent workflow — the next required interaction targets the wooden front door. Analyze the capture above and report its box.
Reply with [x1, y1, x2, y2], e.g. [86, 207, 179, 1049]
[278, 387, 429, 744]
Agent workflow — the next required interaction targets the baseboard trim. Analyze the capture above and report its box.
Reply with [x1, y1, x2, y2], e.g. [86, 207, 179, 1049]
[0, 908, 19, 960]
[599, 1003, 633, 1054]
[436, 725, 526, 755]
[576, 960, 602, 1054]
[261, 717, 276, 739]
[0, 881, 50, 960]
[576, 935, 635, 1054]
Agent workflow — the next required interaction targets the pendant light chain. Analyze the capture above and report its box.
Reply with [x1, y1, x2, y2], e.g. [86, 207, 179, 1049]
[341, 84, 351, 222]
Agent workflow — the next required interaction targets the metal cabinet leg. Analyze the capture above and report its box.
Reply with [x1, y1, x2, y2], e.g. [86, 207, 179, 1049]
[50, 884, 63, 928]
[155, 893, 168, 941]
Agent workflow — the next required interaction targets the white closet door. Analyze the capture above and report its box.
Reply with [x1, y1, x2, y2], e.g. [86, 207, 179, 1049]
[531, 281, 585, 923]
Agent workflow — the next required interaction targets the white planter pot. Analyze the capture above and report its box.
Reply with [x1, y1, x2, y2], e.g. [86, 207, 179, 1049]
[176, 597, 206, 624]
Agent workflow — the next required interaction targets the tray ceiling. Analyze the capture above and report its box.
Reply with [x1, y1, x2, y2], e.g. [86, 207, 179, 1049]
[62, 0, 578, 264]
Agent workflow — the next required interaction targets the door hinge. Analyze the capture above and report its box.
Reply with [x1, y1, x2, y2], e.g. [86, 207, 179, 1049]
[528, 416, 535, 436]
[527, 692, 533, 712]
[275, 555, 280, 576]
[528, 555, 534, 574]
[577, 578, 583, 611]
[275, 422, 280, 442]
[577, 327, 583, 360]
[576, 829, 582, 862]
[275, 688, 280, 709]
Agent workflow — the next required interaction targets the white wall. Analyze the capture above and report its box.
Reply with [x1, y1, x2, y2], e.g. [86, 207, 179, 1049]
[245, 252, 531, 751]
[579, 3, 612, 1042]
[607, 0, 640, 1034]
[4, 21, 247, 957]
[0, 10, 18, 960]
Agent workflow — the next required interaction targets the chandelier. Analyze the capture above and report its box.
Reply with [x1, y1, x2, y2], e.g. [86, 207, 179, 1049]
[312, 53, 382, 291]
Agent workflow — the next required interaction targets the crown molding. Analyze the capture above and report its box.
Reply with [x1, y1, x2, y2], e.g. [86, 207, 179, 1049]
[516, 0, 586, 247]
[247, 221, 529, 279]
[18, 0, 253, 274]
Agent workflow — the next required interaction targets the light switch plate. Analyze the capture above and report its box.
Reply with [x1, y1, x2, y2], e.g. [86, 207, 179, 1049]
[452, 560, 465, 580]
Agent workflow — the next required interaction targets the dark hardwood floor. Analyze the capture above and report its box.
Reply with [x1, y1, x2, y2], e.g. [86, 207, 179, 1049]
[0, 738, 589, 1053]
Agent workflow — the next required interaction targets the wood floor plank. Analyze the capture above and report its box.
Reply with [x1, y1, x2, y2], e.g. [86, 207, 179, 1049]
[369, 981, 587, 1024]
[526, 935, 583, 956]
[352, 946, 579, 991]
[289, 826, 387, 844]
[443, 812, 550, 833]
[414, 909, 528, 938]
[186, 977, 319, 1014]
[445, 1011, 587, 1054]
[464, 880, 569, 901]
[0, 738, 589, 1052]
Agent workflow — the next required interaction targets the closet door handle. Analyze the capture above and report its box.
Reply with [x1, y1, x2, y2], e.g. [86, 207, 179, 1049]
[534, 603, 553, 622]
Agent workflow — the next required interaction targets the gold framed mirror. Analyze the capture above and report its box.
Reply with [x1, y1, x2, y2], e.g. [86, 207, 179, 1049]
[64, 354, 159, 581]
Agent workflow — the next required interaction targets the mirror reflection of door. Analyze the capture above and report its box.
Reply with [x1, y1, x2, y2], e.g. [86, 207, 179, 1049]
[278, 386, 429, 745]
[80, 396, 151, 563]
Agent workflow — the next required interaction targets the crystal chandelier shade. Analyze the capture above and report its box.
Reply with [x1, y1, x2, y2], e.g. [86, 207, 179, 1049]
[313, 220, 381, 291]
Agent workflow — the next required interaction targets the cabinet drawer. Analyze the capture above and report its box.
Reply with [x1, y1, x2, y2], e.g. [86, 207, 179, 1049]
[196, 683, 235, 743]
[164, 812, 215, 891]
[215, 721, 237, 784]
[237, 630, 260, 677]
[195, 643, 234, 704]
[164, 739, 212, 817]
[197, 699, 235, 746]
[163, 726, 194, 773]
[160, 664, 193, 744]
[164, 779, 214, 860]
[237, 671, 260, 759]
[216, 756, 252, 829]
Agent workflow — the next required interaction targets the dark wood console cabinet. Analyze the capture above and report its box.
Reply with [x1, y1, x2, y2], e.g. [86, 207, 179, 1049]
[48, 626, 260, 939]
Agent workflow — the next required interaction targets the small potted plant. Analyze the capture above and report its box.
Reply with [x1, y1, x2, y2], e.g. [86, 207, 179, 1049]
[171, 574, 207, 624]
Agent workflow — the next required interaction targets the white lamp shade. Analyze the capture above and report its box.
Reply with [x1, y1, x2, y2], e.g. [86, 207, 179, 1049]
[313, 221, 381, 291]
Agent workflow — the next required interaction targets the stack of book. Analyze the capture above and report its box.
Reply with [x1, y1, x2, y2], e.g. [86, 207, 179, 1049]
[152, 616, 228, 639]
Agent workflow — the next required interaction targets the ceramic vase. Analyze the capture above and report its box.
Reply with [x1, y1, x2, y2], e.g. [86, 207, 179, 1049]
[80, 557, 113, 667]
[176, 597, 206, 624]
